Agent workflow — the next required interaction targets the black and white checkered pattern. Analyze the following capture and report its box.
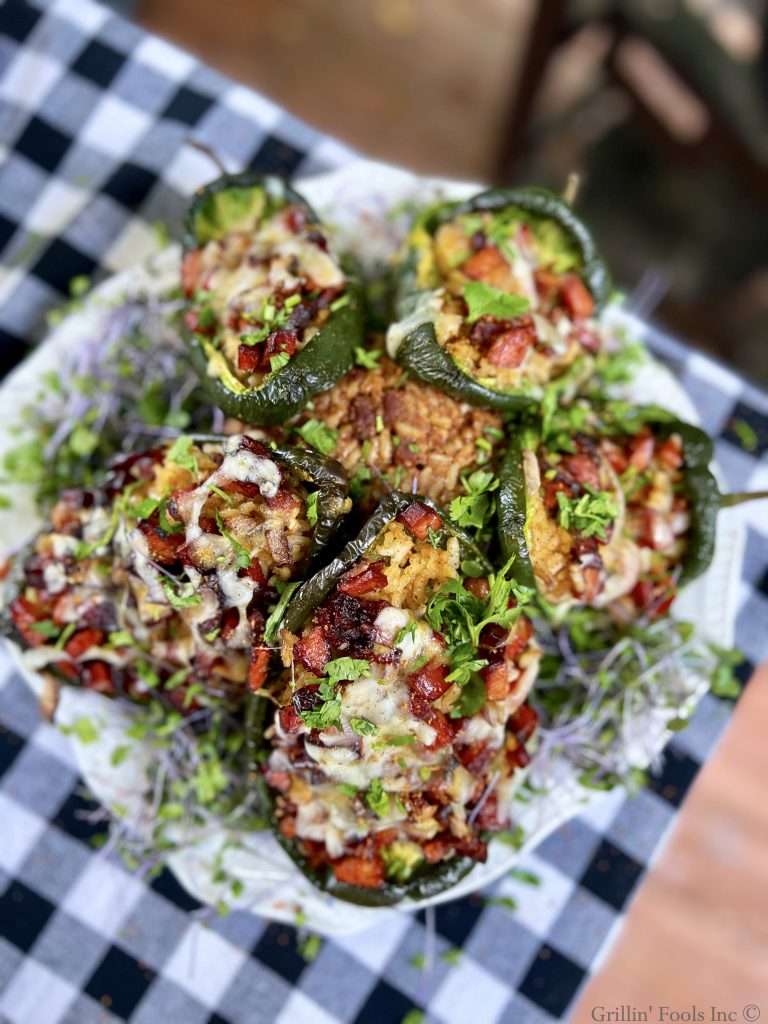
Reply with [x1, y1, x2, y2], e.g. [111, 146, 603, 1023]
[1, 1, 766, 1021]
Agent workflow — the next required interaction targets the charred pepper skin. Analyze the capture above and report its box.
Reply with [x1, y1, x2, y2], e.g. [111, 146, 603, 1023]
[182, 172, 365, 425]
[496, 407, 721, 596]
[392, 187, 611, 412]
[264, 491, 491, 906]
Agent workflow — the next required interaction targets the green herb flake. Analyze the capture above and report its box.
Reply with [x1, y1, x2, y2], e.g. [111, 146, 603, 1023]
[556, 488, 618, 540]
[463, 281, 529, 324]
[354, 346, 381, 369]
[166, 436, 199, 479]
[365, 778, 390, 817]
[61, 716, 99, 744]
[349, 717, 377, 736]
[731, 418, 759, 452]
[305, 490, 319, 527]
[161, 578, 202, 609]
[297, 419, 338, 456]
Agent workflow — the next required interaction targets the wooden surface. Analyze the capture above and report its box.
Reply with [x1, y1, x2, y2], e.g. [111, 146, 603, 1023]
[573, 662, 768, 1019]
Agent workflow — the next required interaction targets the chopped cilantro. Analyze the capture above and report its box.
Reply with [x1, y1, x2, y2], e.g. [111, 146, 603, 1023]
[349, 717, 377, 736]
[366, 779, 390, 817]
[61, 716, 99, 744]
[297, 419, 337, 455]
[161, 577, 201, 609]
[30, 620, 60, 639]
[108, 630, 133, 647]
[305, 490, 319, 527]
[110, 744, 131, 767]
[325, 658, 370, 683]
[556, 488, 618, 540]
[268, 352, 291, 375]
[166, 436, 199, 479]
[731, 418, 759, 452]
[463, 281, 529, 323]
[354, 346, 381, 369]
[338, 783, 358, 798]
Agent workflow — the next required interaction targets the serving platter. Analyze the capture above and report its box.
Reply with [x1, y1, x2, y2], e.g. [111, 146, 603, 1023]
[0, 159, 744, 935]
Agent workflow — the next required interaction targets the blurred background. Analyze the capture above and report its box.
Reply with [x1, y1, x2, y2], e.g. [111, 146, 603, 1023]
[119, 0, 768, 378]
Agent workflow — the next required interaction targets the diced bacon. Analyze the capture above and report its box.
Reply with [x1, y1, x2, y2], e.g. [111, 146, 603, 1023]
[510, 703, 539, 742]
[248, 647, 270, 691]
[560, 274, 594, 319]
[482, 661, 509, 701]
[657, 436, 684, 469]
[246, 561, 267, 586]
[332, 856, 384, 889]
[278, 705, 302, 733]
[507, 741, 531, 769]
[264, 329, 298, 360]
[397, 501, 443, 540]
[338, 560, 388, 597]
[65, 628, 104, 659]
[82, 661, 114, 694]
[425, 709, 453, 749]
[220, 607, 240, 641]
[534, 268, 560, 304]
[457, 741, 494, 773]
[10, 597, 48, 648]
[601, 439, 629, 474]
[181, 250, 202, 297]
[504, 617, 533, 662]
[463, 246, 507, 280]
[628, 432, 655, 471]
[294, 626, 331, 676]
[422, 839, 448, 864]
[562, 452, 601, 489]
[408, 660, 450, 701]
[486, 321, 535, 368]
[373, 828, 399, 849]
[138, 519, 184, 565]
[474, 793, 501, 830]
[238, 344, 262, 373]
[266, 488, 301, 513]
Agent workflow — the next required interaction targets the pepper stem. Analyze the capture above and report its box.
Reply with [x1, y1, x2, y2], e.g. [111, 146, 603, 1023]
[563, 173, 581, 206]
[719, 490, 768, 508]
[186, 138, 228, 176]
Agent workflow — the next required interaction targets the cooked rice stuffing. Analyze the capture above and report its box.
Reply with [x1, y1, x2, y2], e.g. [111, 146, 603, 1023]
[301, 357, 503, 506]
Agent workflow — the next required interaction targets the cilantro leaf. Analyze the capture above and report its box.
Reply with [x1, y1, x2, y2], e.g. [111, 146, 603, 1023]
[349, 717, 377, 736]
[556, 489, 618, 540]
[366, 779, 390, 817]
[305, 490, 319, 527]
[161, 577, 201, 609]
[298, 419, 337, 456]
[324, 658, 370, 684]
[166, 436, 199, 478]
[354, 346, 381, 369]
[463, 281, 530, 323]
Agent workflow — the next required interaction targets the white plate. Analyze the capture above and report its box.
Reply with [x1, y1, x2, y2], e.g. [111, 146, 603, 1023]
[0, 159, 744, 935]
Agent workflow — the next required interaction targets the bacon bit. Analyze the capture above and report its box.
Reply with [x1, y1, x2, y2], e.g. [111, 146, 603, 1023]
[482, 661, 509, 701]
[628, 432, 655, 471]
[486, 319, 536, 368]
[397, 501, 443, 540]
[82, 661, 114, 694]
[264, 329, 298, 361]
[138, 519, 184, 565]
[55, 661, 79, 681]
[510, 703, 539, 743]
[534, 268, 560, 304]
[560, 274, 594, 319]
[220, 608, 240, 641]
[562, 452, 601, 489]
[246, 561, 267, 586]
[409, 659, 450, 701]
[474, 793, 501, 830]
[278, 815, 297, 839]
[463, 245, 507, 280]
[237, 344, 262, 373]
[332, 856, 384, 889]
[425, 709, 453, 749]
[65, 628, 104, 659]
[657, 436, 684, 469]
[266, 488, 301, 513]
[338, 560, 388, 597]
[10, 597, 48, 647]
[507, 739, 531, 769]
[181, 250, 202, 297]
[466, 577, 490, 601]
[284, 205, 309, 234]
[248, 647, 270, 691]
[373, 829, 399, 849]
[450, 834, 488, 861]
[637, 509, 675, 551]
[278, 705, 302, 734]
[542, 475, 575, 511]
[601, 439, 629, 474]
[423, 839, 448, 864]
[294, 626, 330, 676]
[457, 741, 494, 773]
[504, 617, 533, 662]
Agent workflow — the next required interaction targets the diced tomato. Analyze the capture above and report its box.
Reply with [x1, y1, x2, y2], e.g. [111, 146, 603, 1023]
[631, 577, 677, 618]
[409, 659, 450, 701]
[246, 561, 267, 586]
[248, 646, 270, 691]
[397, 501, 443, 540]
[10, 597, 48, 648]
[657, 436, 684, 470]
[486, 322, 535, 368]
[463, 246, 507, 280]
[505, 617, 533, 662]
[560, 274, 594, 319]
[82, 660, 114, 694]
[294, 626, 331, 676]
[541, 476, 573, 511]
[65, 628, 104, 659]
[562, 452, 601, 490]
[425, 708, 453, 749]
[628, 432, 655, 471]
[482, 661, 509, 701]
[278, 705, 302, 733]
[238, 344, 262, 373]
[332, 856, 384, 889]
[510, 703, 539, 742]
[264, 329, 298, 360]
[0, 559, 10, 581]
[181, 250, 202, 297]
[338, 560, 388, 597]
[534, 268, 560, 304]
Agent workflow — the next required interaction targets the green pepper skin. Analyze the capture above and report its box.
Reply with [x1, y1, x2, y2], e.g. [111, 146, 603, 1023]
[496, 409, 720, 595]
[182, 172, 365, 425]
[392, 187, 611, 411]
[269, 492, 489, 905]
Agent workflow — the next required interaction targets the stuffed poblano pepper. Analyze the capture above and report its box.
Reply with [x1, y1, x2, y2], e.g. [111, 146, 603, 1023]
[263, 492, 541, 906]
[181, 172, 365, 424]
[2, 435, 349, 710]
[386, 187, 611, 411]
[498, 403, 767, 620]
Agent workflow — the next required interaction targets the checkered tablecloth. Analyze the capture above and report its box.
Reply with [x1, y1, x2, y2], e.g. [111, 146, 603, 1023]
[1, 2, 767, 1022]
